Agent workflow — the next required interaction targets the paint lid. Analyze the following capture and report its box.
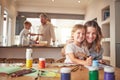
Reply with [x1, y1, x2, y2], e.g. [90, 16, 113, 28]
[104, 66, 114, 72]
[39, 58, 45, 61]
[60, 67, 71, 73]
[26, 48, 33, 53]
[26, 48, 33, 59]
[89, 66, 99, 71]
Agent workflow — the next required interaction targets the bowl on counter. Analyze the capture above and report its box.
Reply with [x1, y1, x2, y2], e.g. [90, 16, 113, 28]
[33, 41, 48, 47]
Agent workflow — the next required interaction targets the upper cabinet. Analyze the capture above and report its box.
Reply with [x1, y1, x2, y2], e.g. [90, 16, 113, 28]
[101, 6, 110, 21]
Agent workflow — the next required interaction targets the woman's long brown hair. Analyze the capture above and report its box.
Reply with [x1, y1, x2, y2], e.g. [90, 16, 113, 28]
[84, 20, 103, 53]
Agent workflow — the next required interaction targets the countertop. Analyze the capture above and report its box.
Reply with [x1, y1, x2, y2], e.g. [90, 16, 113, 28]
[0, 45, 63, 48]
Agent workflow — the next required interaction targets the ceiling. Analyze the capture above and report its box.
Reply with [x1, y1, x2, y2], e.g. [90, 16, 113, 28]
[15, 0, 93, 14]
[16, 0, 92, 9]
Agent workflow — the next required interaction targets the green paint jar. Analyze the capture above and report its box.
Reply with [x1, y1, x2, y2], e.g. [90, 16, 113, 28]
[89, 67, 99, 80]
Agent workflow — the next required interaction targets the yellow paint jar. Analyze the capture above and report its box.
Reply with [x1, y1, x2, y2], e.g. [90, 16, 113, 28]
[26, 59, 32, 68]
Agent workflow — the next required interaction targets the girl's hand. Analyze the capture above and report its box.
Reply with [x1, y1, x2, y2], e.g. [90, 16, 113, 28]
[85, 56, 92, 66]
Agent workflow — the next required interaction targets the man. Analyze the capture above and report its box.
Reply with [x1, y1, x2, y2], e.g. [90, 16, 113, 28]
[39, 13, 56, 46]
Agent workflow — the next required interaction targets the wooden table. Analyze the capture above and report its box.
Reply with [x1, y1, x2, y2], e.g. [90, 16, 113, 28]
[0, 63, 120, 80]
[0, 72, 37, 80]
[37, 67, 99, 80]
[37, 63, 120, 80]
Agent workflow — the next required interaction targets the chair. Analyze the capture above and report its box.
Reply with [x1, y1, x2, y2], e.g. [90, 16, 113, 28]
[6, 58, 26, 63]
[55, 57, 65, 63]
[0, 58, 6, 63]
[33, 58, 55, 63]
[61, 47, 66, 57]
[33, 58, 39, 63]
[45, 58, 55, 63]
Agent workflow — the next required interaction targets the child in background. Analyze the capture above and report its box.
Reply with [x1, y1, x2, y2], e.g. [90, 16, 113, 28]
[64, 24, 92, 66]
[19, 20, 42, 46]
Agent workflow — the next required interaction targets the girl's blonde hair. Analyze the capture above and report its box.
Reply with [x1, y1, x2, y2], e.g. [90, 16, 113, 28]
[71, 24, 85, 38]
[24, 21, 32, 26]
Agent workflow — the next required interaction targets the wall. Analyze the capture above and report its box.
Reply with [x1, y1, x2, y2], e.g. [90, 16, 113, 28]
[85, 0, 111, 24]
[0, 0, 17, 45]
[0, 0, 4, 45]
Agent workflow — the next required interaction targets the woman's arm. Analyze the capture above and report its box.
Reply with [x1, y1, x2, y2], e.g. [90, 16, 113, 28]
[67, 53, 92, 66]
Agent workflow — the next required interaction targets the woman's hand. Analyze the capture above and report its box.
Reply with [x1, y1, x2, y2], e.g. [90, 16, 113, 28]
[99, 59, 106, 64]
[39, 34, 43, 36]
[66, 38, 74, 44]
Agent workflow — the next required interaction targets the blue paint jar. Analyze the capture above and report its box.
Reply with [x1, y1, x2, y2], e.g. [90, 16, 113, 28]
[92, 60, 99, 67]
[60, 67, 71, 80]
[104, 66, 115, 80]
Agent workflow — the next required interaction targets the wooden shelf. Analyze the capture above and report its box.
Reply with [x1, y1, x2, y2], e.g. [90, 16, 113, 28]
[103, 56, 110, 61]
[101, 17, 110, 25]
[102, 38, 110, 42]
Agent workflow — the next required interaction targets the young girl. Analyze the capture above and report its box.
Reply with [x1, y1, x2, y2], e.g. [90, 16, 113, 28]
[19, 20, 42, 46]
[84, 20, 104, 63]
[64, 24, 92, 66]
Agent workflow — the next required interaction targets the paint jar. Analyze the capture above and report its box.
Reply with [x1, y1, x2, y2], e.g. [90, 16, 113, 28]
[39, 58, 45, 69]
[26, 48, 33, 59]
[92, 60, 99, 67]
[26, 48, 33, 68]
[104, 66, 115, 80]
[89, 66, 99, 80]
[26, 59, 33, 68]
[60, 67, 71, 80]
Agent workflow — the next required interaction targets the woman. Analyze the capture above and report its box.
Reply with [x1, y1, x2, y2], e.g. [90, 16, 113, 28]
[84, 20, 104, 63]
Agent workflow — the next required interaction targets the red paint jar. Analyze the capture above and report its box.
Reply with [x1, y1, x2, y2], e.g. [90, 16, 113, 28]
[39, 58, 45, 68]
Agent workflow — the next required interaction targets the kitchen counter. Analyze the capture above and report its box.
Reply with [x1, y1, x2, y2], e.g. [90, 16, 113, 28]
[0, 45, 63, 48]
[0, 46, 63, 59]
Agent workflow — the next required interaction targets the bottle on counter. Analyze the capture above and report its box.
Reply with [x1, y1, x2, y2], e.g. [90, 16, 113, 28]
[26, 48, 33, 68]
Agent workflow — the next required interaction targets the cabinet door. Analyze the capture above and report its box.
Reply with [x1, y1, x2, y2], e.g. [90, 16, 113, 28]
[116, 43, 120, 68]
